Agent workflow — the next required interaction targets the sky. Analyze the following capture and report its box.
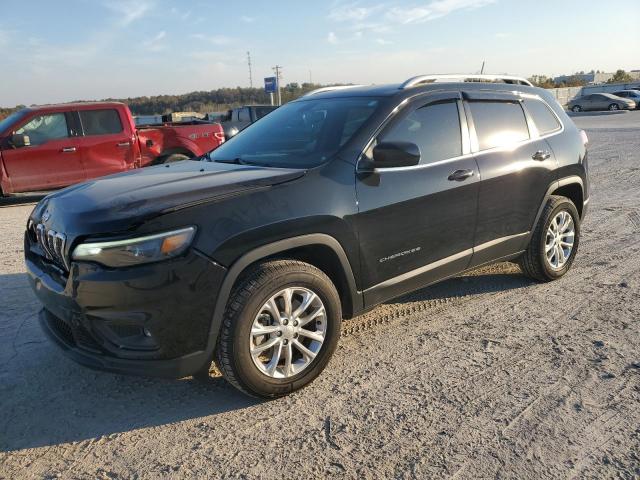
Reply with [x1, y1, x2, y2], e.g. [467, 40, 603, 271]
[1, 0, 638, 107]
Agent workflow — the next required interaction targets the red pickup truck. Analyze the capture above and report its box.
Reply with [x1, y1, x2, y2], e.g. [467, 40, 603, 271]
[0, 102, 225, 195]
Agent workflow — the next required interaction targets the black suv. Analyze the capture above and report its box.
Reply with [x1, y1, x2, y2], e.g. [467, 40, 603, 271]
[25, 75, 589, 397]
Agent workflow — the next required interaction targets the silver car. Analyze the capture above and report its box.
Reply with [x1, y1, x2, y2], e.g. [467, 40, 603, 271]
[613, 90, 640, 109]
[568, 93, 636, 112]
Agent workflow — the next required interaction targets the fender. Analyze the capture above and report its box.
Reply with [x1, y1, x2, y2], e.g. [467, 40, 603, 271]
[528, 175, 585, 240]
[165, 136, 201, 157]
[202, 233, 363, 356]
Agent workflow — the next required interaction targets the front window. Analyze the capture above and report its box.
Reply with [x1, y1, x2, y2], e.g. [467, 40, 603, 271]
[210, 97, 380, 168]
[15, 113, 69, 146]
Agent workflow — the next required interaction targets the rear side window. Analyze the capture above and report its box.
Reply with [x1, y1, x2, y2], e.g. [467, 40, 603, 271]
[79, 109, 123, 135]
[237, 108, 251, 122]
[381, 101, 462, 164]
[254, 107, 275, 119]
[523, 98, 561, 135]
[468, 101, 529, 150]
[15, 113, 69, 145]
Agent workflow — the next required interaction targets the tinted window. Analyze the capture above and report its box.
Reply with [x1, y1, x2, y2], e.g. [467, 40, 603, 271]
[210, 97, 380, 168]
[254, 106, 276, 119]
[15, 113, 69, 145]
[79, 109, 123, 135]
[523, 98, 561, 135]
[237, 108, 251, 122]
[469, 101, 529, 150]
[381, 101, 461, 164]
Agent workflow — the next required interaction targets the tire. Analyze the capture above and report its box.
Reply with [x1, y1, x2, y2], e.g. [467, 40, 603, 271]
[519, 195, 580, 282]
[215, 260, 342, 398]
[571, 105, 582, 112]
[161, 153, 190, 163]
[608, 103, 619, 111]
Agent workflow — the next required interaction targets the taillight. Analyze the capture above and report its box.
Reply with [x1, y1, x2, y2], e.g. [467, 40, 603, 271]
[580, 129, 588, 145]
[214, 131, 225, 143]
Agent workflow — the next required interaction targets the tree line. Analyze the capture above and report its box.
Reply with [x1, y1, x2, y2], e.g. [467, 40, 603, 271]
[0, 83, 327, 121]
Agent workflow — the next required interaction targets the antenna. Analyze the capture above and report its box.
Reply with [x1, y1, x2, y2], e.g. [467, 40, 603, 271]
[247, 51, 253, 88]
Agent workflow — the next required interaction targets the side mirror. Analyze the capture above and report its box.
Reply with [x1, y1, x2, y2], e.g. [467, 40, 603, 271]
[364, 141, 420, 170]
[10, 134, 30, 148]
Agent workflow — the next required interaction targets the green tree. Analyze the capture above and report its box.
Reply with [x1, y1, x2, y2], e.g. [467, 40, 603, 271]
[607, 69, 633, 84]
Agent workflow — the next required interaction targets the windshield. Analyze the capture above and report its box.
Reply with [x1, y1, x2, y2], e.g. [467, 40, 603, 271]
[0, 109, 29, 135]
[210, 97, 380, 168]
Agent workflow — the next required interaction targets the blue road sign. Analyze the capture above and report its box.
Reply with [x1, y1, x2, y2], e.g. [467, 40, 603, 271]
[264, 77, 277, 93]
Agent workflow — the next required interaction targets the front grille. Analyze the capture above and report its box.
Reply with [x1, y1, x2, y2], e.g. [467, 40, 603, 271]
[28, 220, 69, 271]
[48, 314, 75, 346]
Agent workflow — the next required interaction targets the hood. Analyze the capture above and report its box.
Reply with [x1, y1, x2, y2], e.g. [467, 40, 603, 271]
[31, 160, 305, 235]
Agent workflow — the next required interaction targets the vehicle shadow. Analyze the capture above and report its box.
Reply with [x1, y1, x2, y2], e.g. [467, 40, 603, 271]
[0, 264, 531, 452]
[0, 193, 47, 207]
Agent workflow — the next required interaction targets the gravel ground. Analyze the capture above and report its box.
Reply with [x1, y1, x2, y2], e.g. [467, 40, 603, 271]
[1, 112, 639, 479]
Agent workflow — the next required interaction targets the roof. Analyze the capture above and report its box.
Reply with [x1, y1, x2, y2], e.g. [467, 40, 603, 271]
[24, 101, 127, 112]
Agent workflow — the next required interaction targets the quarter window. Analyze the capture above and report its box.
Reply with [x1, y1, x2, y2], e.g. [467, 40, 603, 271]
[237, 108, 251, 122]
[523, 98, 561, 135]
[468, 101, 529, 150]
[15, 113, 69, 146]
[380, 101, 462, 164]
[79, 109, 123, 135]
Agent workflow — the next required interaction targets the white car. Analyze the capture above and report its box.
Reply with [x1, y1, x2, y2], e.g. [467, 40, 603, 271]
[613, 90, 640, 109]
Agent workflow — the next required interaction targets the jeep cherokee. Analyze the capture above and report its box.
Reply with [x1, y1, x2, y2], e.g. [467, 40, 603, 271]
[25, 74, 589, 397]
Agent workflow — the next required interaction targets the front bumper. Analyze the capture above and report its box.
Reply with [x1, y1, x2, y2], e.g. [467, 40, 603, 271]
[26, 240, 227, 378]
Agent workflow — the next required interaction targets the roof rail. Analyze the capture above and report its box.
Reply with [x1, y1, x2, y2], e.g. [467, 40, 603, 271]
[302, 85, 365, 97]
[400, 74, 533, 89]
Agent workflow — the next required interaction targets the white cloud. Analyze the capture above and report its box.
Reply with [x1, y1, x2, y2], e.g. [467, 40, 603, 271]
[104, 0, 154, 26]
[241, 15, 255, 23]
[190, 33, 233, 45]
[328, 3, 382, 22]
[143, 30, 166, 52]
[327, 31, 339, 44]
[386, 0, 495, 24]
[376, 38, 393, 45]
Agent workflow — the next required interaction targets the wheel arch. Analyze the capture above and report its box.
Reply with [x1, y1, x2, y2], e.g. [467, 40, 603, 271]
[531, 176, 585, 235]
[153, 147, 196, 164]
[204, 234, 363, 354]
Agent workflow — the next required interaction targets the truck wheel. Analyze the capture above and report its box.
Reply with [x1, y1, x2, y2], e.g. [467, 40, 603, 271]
[519, 195, 580, 282]
[161, 153, 190, 163]
[215, 260, 342, 398]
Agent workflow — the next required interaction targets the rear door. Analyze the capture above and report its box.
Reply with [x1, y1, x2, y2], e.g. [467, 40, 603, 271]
[76, 108, 136, 180]
[464, 92, 559, 267]
[0, 111, 84, 192]
[355, 92, 479, 305]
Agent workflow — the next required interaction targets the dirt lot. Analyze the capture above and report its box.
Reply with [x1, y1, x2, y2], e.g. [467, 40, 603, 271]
[1, 112, 639, 479]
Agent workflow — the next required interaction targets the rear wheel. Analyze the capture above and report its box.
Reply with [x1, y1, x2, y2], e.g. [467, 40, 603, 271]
[161, 153, 190, 163]
[215, 260, 342, 398]
[571, 105, 582, 112]
[519, 195, 580, 282]
[608, 103, 619, 111]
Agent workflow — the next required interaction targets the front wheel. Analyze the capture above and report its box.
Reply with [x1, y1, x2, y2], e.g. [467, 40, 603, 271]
[571, 105, 582, 112]
[608, 103, 620, 111]
[519, 195, 580, 282]
[215, 260, 342, 398]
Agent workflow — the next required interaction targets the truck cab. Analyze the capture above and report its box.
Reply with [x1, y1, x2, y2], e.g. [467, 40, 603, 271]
[221, 105, 278, 139]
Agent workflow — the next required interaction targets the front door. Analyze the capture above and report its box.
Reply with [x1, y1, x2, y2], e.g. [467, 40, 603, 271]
[76, 108, 135, 180]
[1, 112, 84, 193]
[355, 92, 479, 306]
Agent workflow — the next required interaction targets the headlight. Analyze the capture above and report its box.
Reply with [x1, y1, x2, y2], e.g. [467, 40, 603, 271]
[72, 227, 196, 267]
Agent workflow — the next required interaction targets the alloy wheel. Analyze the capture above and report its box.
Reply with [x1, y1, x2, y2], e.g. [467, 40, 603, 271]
[249, 287, 327, 379]
[545, 210, 575, 270]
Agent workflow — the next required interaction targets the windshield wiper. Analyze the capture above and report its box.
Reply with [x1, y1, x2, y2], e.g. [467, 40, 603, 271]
[214, 157, 245, 165]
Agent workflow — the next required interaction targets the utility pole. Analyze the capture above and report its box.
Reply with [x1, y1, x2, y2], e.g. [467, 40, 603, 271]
[309, 70, 312, 85]
[480, 60, 485, 74]
[273, 65, 283, 105]
[247, 51, 253, 88]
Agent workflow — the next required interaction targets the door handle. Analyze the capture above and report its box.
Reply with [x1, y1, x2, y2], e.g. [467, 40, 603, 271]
[117, 142, 131, 147]
[448, 169, 475, 181]
[532, 150, 551, 161]
[61, 147, 76, 153]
